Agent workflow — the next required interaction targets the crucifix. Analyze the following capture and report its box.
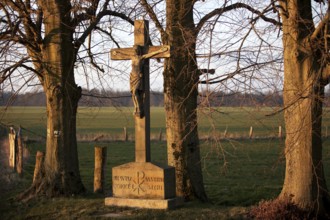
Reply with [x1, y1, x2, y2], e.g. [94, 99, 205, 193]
[110, 20, 170, 163]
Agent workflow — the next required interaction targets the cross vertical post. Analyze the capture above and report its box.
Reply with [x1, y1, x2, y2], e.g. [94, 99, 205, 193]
[134, 20, 150, 163]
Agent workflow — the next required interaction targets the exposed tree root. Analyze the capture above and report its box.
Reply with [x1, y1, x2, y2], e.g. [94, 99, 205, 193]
[18, 167, 85, 202]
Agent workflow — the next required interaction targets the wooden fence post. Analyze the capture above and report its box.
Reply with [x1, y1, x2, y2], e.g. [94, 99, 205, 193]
[123, 127, 128, 141]
[278, 126, 282, 139]
[249, 126, 253, 139]
[325, 126, 328, 138]
[33, 151, 44, 183]
[16, 127, 23, 177]
[94, 146, 107, 194]
[224, 127, 228, 138]
[159, 129, 162, 141]
[8, 127, 16, 169]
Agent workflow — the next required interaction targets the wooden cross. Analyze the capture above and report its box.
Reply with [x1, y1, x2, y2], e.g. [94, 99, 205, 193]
[110, 20, 170, 163]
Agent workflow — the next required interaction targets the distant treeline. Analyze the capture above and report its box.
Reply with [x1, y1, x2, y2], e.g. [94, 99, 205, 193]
[0, 89, 289, 107]
[0, 89, 163, 107]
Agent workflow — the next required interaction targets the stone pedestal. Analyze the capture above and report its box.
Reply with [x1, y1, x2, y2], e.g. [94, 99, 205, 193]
[105, 162, 183, 209]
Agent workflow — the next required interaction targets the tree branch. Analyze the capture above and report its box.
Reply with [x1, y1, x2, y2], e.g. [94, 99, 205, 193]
[311, 12, 329, 41]
[196, 2, 280, 34]
[35, 6, 43, 43]
[140, 0, 167, 41]
[72, 0, 101, 26]
[0, 57, 32, 84]
[0, 32, 34, 49]
[1, 1, 40, 52]
[199, 59, 280, 85]
[87, 33, 104, 72]
[75, 10, 133, 48]
[95, 26, 121, 48]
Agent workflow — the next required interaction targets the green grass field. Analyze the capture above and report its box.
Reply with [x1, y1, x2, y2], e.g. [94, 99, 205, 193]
[0, 106, 290, 139]
[1, 107, 330, 219]
[3, 106, 330, 140]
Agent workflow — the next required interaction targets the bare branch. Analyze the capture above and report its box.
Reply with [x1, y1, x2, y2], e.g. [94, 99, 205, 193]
[75, 9, 133, 48]
[311, 12, 329, 41]
[35, 6, 43, 41]
[0, 57, 29, 84]
[199, 60, 280, 85]
[95, 26, 121, 48]
[140, 0, 167, 41]
[87, 33, 105, 72]
[72, 0, 100, 26]
[196, 2, 280, 34]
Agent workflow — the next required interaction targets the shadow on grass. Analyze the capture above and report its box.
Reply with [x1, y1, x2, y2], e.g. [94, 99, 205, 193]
[0, 193, 249, 220]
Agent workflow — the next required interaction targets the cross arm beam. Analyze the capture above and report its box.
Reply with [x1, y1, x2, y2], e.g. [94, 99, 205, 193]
[111, 45, 171, 60]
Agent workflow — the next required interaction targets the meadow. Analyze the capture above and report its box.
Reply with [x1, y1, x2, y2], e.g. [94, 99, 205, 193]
[1, 106, 290, 140]
[4, 106, 330, 140]
[1, 107, 330, 219]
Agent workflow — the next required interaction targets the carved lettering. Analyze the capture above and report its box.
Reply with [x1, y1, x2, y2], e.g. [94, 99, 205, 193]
[113, 176, 132, 181]
[113, 172, 165, 195]
[145, 177, 163, 182]
[113, 183, 134, 189]
[148, 185, 163, 190]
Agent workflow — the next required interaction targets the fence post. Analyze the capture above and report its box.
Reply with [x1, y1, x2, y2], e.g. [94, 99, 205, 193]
[123, 127, 128, 141]
[223, 127, 228, 138]
[94, 146, 107, 194]
[33, 151, 44, 183]
[325, 126, 328, 138]
[8, 127, 16, 169]
[16, 126, 23, 177]
[278, 125, 282, 139]
[159, 129, 162, 141]
[249, 126, 253, 139]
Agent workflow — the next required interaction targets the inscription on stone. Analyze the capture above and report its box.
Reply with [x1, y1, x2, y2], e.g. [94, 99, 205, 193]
[113, 171, 164, 195]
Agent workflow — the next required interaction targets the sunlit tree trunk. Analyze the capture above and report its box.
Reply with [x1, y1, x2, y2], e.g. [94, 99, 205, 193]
[163, 0, 207, 201]
[25, 0, 84, 196]
[278, 0, 329, 215]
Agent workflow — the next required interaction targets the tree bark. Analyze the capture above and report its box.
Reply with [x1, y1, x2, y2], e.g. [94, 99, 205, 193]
[164, 0, 207, 201]
[23, 0, 85, 197]
[278, 0, 330, 215]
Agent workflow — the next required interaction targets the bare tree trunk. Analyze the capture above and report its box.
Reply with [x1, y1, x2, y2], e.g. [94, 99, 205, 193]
[40, 79, 84, 196]
[278, 0, 330, 215]
[22, 0, 85, 197]
[164, 0, 207, 201]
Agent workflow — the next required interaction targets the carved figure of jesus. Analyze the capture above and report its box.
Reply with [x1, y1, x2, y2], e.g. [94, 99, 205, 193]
[130, 46, 168, 118]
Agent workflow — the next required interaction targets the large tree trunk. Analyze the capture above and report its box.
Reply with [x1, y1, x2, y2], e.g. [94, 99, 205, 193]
[22, 0, 85, 197]
[278, 0, 329, 215]
[163, 0, 207, 201]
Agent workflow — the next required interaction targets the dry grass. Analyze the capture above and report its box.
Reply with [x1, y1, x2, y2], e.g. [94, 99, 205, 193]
[249, 199, 314, 220]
